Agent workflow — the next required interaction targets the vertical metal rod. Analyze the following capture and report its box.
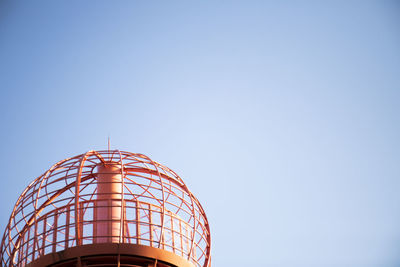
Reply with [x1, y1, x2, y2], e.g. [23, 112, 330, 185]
[186, 224, 189, 256]
[19, 230, 25, 265]
[41, 217, 46, 256]
[136, 200, 140, 245]
[80, 202, 84, 245]
[65, 206, 70, 249]
[170, 215, 175, 253]
[52, 213, 58, 253]
[93, 201, 97, 243]
[32, 219, 38, 262]
[25, 228, 30, 266]
[149, 208, 153, 247]
[77, 256, 82, 267]
[179, 220, 183, 256]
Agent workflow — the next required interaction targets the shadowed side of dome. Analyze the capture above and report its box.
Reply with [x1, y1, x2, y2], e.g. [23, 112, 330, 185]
[0, 150, 211, 267]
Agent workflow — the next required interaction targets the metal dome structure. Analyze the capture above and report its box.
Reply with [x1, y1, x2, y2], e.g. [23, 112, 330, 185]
[1, 150, 211, 267]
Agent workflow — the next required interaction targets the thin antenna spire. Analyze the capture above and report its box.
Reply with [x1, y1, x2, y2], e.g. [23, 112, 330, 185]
[108, 136, 110, 152]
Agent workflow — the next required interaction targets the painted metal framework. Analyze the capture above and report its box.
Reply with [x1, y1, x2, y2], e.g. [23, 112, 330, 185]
[0, 150, 211, 267]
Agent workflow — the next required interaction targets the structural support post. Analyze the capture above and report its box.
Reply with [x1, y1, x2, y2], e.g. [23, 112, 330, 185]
[95, 162, 122, 243]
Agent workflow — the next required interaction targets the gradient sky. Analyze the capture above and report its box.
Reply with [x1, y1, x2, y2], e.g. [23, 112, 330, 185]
[0, 1, 399, 266]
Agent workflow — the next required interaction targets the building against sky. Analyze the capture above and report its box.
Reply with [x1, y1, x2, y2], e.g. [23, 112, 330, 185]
[0, 150, 211, 267]
[0, 2, 399, 266]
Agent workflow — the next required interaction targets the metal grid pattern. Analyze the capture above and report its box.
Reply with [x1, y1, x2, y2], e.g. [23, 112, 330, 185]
[0, 150, 211, 267]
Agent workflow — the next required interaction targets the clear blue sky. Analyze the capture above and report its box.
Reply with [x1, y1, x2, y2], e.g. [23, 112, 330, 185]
[0, 1, 399, 266]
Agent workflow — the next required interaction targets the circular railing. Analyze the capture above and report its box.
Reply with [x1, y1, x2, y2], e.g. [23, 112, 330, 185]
[1, 150, 211, 267]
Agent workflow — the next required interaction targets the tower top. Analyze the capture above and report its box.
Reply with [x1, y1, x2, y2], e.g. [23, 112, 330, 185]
[1, 150, 211, 267]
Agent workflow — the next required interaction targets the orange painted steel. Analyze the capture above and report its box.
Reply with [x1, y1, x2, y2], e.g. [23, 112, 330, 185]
[95, 163, 123, 244]
[0, 150, 211, 267]
[26, 243, 195, 267]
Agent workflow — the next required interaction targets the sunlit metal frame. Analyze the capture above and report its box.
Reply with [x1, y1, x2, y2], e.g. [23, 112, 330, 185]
[0, 150, 211, 267]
